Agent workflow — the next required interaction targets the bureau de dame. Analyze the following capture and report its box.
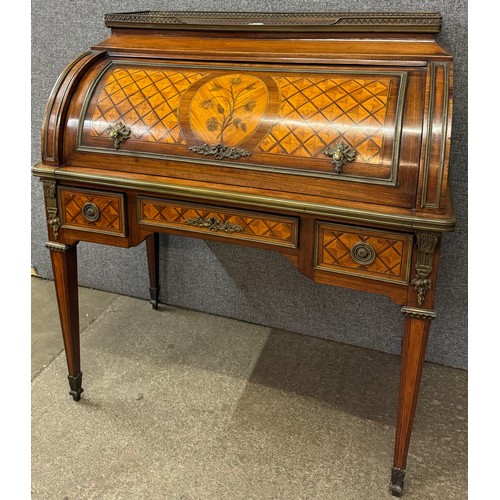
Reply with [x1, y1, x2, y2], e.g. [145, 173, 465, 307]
[33, 11, 455, 497]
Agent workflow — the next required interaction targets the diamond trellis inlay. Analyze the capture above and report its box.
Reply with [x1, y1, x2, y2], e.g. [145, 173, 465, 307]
[60, 190, 124, 235]
[88, 67, 206, 144]
[316, 223, 412, 284]
[83, 66, 398, 174]
[258, 75, 391, 162]
[139, 200, 298, 248]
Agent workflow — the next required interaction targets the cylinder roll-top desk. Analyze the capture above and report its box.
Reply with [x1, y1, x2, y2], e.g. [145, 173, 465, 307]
[33, 11, 455, 497]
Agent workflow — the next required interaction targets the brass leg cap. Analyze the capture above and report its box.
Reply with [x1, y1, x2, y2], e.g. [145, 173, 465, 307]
[389, 467, 406, 497]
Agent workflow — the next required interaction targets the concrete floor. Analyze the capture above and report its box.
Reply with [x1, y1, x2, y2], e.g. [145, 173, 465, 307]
[31, 277, 467, 499]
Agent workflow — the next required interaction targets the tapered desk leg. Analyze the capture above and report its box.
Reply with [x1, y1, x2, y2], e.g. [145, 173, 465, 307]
[390, 307, 435, 496]
[146, 233, 160, 310]
[47, 241, 83, 401]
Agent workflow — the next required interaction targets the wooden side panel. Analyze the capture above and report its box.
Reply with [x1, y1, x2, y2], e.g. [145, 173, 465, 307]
[138, 197, 298, 248]
[418, 62, 453, 209]
[42, 51, 106, 165]
[315, 222, 412, 284]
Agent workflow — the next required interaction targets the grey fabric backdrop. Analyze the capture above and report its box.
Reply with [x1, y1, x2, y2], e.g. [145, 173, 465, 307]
[31, 0, 467, 369]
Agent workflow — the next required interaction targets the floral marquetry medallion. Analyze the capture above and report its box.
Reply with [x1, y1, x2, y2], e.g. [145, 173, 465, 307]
[80, 63, 405, 182]
[188, 74, 269, 146]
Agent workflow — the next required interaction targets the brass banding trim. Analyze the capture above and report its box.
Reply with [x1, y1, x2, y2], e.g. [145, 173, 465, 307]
[420, 62, 436, 207]
[401, 306, 436, 320]
[436, 63, 450, 206]
[32, 164, 456, 232]
[45, 241, 77, 252]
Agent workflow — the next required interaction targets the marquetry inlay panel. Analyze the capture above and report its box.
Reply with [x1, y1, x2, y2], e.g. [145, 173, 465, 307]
[258, 75, 390, 162]
[81, 64, 402, 181]
[59, 188, 125, 236]
[315, 222, 412, 284]
[88, 67, 206, 143]
[138, 198, 298, 248]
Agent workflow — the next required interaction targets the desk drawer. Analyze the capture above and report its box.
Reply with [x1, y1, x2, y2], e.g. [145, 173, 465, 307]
[59, 187, 126, 237]
[315, 222, 412, 284]
[139, 197, 298, 248]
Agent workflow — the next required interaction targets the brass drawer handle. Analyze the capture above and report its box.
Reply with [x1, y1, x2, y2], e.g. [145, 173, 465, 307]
[324, 141, 356, 174]
[350, 242, 376, 265]
[82, 202, 100, 222]
[183, 216, 244, 233]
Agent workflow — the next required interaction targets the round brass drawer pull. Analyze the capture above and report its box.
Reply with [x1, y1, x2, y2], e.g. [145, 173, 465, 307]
[350, 242, 376, 265]
[82, 202, 100, 222]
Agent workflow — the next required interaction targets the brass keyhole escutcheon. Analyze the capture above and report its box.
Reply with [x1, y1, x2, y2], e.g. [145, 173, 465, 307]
[82, 202, 100, 222]
[350, 242, 376, 265]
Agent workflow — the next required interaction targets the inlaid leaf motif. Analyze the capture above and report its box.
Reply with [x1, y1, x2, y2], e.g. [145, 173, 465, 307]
[245, 100, 256, 111]
[197, 76, 262, 143]
[189, 73, 268, 146]
[206, 117, 219, 131]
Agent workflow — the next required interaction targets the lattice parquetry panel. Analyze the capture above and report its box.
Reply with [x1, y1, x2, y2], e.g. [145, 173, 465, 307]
[258, 76, 391, 162]
[61, 190, 124, 234]
[140, 201, 298, 247]
[89, 67, 206, 144]
[316, 224, 411, 283]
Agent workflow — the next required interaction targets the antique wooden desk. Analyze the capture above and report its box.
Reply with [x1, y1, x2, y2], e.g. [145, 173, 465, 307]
[33, 11, 455, 497]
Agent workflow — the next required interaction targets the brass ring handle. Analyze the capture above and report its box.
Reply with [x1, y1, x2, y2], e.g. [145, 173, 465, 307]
[324, 141, 357, 174]
[350, 242, 376, 265]
[82, 202, 100, 222]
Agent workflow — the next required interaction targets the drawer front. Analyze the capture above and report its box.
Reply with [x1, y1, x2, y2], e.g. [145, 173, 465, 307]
[59, 187, 126, 236]
[139, 197, 298, 248]
[315, 222, 412, 284]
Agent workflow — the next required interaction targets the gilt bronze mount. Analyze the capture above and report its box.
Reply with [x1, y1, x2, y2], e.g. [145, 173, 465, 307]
[410, 233, 439, 305]
[189, 143, 251, 161]
[183, 216, 244, 233]
[324, 142, 357, 173]
[106, 122, 131, 150]
[43, 180, 60, 240]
